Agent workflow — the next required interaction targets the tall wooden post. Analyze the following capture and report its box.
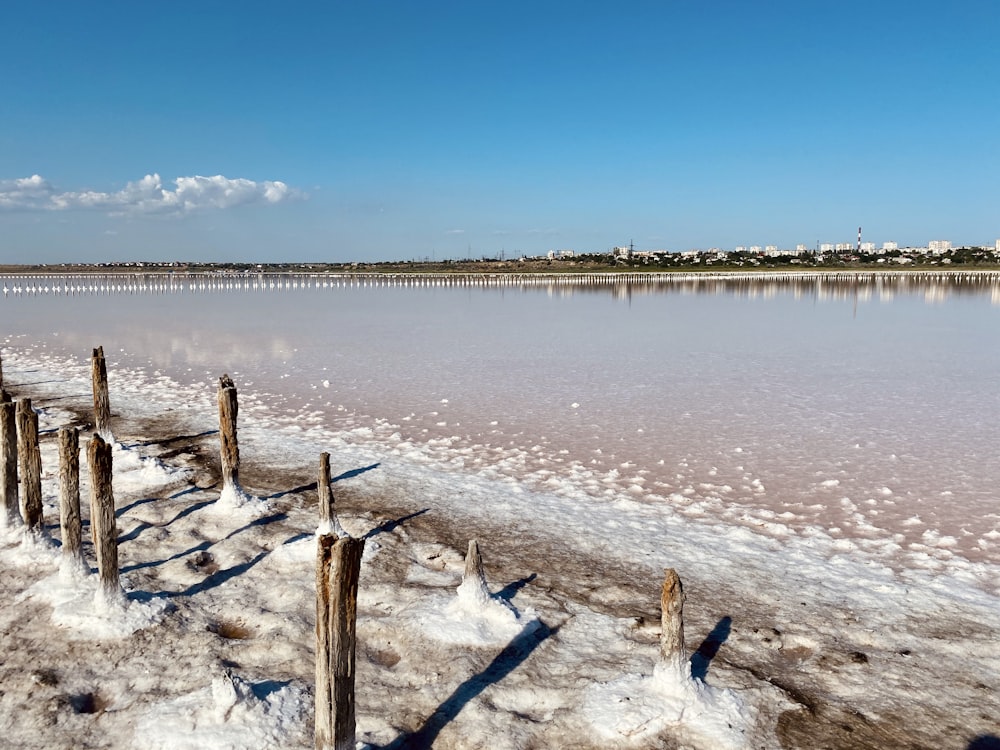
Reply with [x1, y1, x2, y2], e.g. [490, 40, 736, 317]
[217, 374, 240, 492]
[58, 427, 84, 569]
[659, 568, 687, 674]
[316, 534, 365, 750]
[88, 434, 120, 601]
[16, 399, 43, 534]
[0, 394, 18, 528]
[0, 348, 4, 391]
[91, 346, 113, 442]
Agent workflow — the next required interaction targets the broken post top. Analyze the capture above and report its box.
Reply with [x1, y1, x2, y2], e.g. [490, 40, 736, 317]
[219, 374, 236, 391]
[91, 345, 113, 442]
[659, 567, 686, 666]
[457, 539, 491, 606]
[465, 540, 485, 580]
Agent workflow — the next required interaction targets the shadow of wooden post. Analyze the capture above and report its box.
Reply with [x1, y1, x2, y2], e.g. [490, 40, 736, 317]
[316, 534, 365, 750]
[89, 434, 121, 602]
[217, 374, 241, 495]
[91, 346, 113, 443]
[0, 394, 18, 529]
[16, 398, 43, 535]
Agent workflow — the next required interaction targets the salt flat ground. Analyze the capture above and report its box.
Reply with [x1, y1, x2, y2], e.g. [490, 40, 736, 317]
[0, 351, 998, 749]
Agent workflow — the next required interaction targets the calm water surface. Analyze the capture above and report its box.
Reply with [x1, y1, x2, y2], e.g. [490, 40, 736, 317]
[4, 272, 1000, 569]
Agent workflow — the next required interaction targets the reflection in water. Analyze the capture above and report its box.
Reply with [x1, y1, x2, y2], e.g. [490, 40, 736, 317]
[3, 270, 1000, 305]
[3, 267, 1000, 574]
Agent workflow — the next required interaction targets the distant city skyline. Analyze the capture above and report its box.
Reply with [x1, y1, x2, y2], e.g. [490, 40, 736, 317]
[2, 2, 998, 264]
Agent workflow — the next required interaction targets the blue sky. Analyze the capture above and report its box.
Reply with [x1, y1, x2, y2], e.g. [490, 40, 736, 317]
[1, 1, 998, 263]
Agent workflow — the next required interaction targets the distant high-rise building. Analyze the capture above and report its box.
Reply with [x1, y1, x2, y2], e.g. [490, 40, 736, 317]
[928, 240, 952, 254]
[882, 241, 898, 251]
[795, 244, 807, 253]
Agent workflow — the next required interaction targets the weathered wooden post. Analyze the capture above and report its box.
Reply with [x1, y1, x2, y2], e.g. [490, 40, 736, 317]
[316, 533, 365, 750]
[317, 452, 346, 537]
[457, 539, 491, 605]
[88, 434, 121, 602]
[16, 398, 43, 534]
[659, 568, 687, 675]
[58, 427, 85, 572]
[0, 348, 4, 391]
[217, 374, 241, 494]
[0, 392, 18, 528]
[91, 346, 113, 442]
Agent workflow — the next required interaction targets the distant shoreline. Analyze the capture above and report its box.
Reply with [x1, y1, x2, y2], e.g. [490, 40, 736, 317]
[3, 260, 1000, 277]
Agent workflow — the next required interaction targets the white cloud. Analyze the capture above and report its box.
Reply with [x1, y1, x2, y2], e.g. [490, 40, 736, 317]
[445, 228, 465, 235]
[0, 173, 298, 215]
[0, 175, 55, 210]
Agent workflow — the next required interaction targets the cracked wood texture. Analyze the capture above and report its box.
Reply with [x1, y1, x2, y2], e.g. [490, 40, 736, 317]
[59, 427, 83, 564]
[16, 398, 42, 533]
[91, 346, 113, 442]
[315, 534, 365, 750]
[88, 434, 119, 597]
[217, 374, 240, 491]
[659, 568, 686, 669]
[0, 397, 18, 528]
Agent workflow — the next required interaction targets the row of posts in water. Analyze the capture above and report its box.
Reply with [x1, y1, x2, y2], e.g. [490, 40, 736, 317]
[5, 269, 1000, 301]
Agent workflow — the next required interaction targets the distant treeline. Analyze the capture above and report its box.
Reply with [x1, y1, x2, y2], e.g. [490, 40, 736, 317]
[3, 247, 1000, 277]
